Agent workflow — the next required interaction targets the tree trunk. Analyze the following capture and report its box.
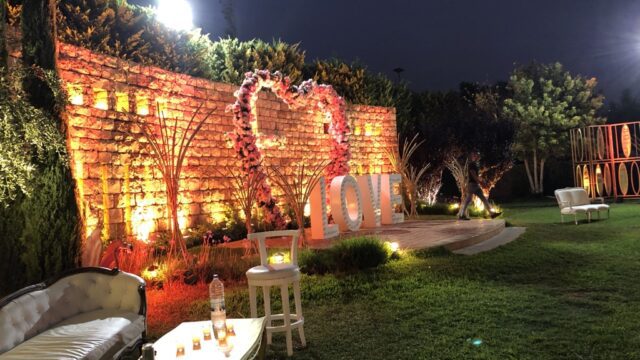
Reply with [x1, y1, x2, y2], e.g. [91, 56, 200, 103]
[524, 158, 535, 194]
[538, 158, 545, 194]
[524, 156, 544, 195]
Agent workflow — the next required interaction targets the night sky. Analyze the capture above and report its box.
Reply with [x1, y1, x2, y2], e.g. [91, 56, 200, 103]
[135, 0, 640, 101]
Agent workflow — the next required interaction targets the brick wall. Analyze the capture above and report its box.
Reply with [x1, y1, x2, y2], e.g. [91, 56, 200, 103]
[57, 43, 398, 243]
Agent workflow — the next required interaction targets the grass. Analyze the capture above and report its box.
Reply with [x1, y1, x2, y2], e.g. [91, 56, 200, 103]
[147, 200, 640, 359]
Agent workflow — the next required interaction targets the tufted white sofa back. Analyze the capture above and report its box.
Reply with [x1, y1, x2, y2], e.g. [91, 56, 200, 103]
[0, 269, 144, 354]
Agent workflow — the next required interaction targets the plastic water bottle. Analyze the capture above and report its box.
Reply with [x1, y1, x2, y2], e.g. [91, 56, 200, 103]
[209, 274, 226, 334]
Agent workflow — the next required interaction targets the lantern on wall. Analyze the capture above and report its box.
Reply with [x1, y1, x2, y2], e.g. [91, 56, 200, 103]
[93, 88, 109, 110]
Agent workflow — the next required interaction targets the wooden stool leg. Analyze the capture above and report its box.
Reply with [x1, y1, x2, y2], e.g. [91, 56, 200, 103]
[249, 285, 257, 318]
[280, 284, 293, 356]
[263, 286, 272, 344]
[293, 280, 306, 347]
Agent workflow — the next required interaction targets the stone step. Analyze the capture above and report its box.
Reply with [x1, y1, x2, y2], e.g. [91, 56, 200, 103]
[453, 227, 526, 255]
[442, 219, 505, 251]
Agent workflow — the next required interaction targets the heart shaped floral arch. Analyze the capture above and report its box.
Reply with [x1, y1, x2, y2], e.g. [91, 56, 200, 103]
[228, 70, 351, 227]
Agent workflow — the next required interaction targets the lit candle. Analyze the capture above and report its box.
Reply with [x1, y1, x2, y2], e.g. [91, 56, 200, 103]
[192, 335, 201, 350]
[272, 252, 285, 264]
[203, 327, 212, 341]
[176, 343, 185, 357]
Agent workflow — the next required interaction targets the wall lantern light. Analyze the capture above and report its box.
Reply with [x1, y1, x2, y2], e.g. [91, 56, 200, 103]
[68, 84, 83, 105]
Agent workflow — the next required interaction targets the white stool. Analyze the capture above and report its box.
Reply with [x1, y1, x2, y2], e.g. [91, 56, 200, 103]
[246, 230, 305, 356]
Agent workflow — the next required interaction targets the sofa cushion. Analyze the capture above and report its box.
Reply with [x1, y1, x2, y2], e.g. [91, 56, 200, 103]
[0, 309, 144, 360]
[561, 206, 588, 215]
[572, 205, 601, 212]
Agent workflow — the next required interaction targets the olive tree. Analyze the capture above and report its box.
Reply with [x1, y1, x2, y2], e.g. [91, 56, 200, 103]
[503, 62, 605, 195]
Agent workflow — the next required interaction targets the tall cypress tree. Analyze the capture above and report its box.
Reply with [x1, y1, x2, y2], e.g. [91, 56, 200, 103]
[1, 0, 7, 69]
[17, 0, 80, 285]
[21, 0, 56, 109]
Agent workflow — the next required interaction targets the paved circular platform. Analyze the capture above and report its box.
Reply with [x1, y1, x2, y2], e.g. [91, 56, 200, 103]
[220, 219, 506, 251]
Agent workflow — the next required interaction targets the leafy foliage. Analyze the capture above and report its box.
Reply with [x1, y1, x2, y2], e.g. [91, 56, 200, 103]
[503, 62, 605, 193]
[304, 58, 413, 131]
[209, 38, 305, 85]
[57, 0, 214, 78]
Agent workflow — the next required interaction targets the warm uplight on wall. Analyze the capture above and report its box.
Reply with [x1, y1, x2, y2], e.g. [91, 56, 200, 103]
[156, 0, 194, 31]
[156, 99, 168, 117]
[67, 84, 83, 105]
[136, 94, 149, 116]
[116, 92, 129, 112]
[132, 201, 155, 243]
[93, 88, 109, 110]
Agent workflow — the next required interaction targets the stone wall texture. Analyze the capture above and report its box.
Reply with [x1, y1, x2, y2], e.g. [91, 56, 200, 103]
[56, 43, 398, 243]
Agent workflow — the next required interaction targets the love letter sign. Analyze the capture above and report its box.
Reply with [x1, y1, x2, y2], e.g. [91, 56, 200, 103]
[310, 173, 403, 240]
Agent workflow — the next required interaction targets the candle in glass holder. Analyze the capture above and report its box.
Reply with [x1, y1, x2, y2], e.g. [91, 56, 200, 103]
[214, 326, 227, 341]
[203, 327, 212, 341]
[176, 343, 185, 357]
[271, 252, 285, 264]
[192, 335, 201, 350]
[225, 323, 236, 346]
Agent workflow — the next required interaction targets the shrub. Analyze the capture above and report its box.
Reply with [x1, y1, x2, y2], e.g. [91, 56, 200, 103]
[299, 237, 390, 275]
[418, 202, 452, 215]
[331, 237, 389, 272]
[298, 248, 335, 275]
[416, 201, 487, 217]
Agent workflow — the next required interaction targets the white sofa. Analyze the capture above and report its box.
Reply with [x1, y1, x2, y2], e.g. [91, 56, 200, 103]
[0, 267, 146, 360]
[554, 187, 610, 224]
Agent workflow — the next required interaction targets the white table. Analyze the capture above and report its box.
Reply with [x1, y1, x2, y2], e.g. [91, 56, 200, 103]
[153, 318, 266, 360]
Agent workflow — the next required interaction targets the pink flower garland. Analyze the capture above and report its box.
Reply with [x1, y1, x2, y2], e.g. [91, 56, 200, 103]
[228, 70, 351, 228]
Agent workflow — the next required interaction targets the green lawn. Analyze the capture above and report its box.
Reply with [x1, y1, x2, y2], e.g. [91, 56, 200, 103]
[151, 201, 640, 359]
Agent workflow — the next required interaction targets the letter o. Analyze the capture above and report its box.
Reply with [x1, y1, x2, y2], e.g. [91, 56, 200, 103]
[330, 175, 363, 231]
